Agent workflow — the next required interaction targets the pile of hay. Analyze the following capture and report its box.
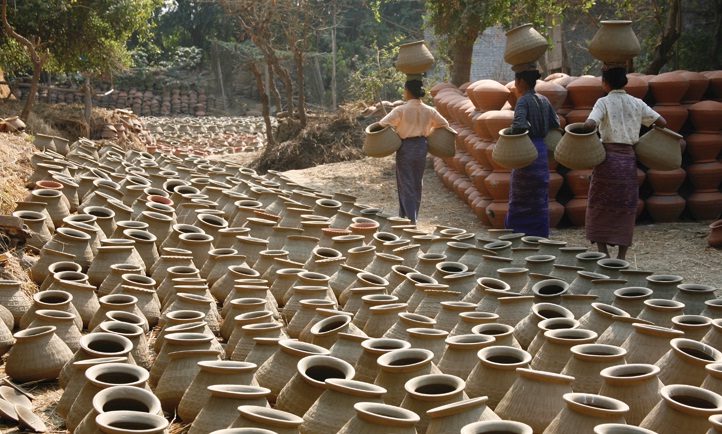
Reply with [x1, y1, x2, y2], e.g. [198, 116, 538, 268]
[0, 133, 34, 215]
[1, 100, 117, 141]
[254, 108, 365, 173]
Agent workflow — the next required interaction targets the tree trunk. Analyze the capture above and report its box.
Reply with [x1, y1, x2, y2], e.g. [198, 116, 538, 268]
[266, 58, 282, 113]
[252, 36, 294, 117]
[644, 0, 682, 75]
[331, 19, 337, 108]
[2, 0, 50, 122]
[249, 61, 275, 148]
[294, 50, 307, 128]
[448, 34, 476, 86]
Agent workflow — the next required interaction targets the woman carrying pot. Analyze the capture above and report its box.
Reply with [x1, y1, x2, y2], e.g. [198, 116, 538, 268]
[582, 65, 666, 260]
[379, 79, 448, 225]
[507, 64, 561, 238]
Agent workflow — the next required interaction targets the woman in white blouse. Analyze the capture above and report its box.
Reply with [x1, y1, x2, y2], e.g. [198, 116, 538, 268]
[582, 66, 667, 260]
[379, 80, 449, 225]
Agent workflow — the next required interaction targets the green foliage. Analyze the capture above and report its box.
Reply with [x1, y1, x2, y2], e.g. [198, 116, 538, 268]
[144, 0, 240, 60]
[1, 0, 163, 77]
[346, 39, 407, 103]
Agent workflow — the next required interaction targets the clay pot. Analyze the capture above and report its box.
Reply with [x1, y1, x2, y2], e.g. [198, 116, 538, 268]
[300, 378, 386, 434]
[337, 402, 420, 434]
[73, 385, 163, 434]
[555, 123, 606, 170]
[437, 334, 496, 379]
[178, 360, 258, 422]
[426, 396, 500, 434]
[66, 362, 150, 431]
[709, 220, 722, 248]
[254, 339, 329, 402]
[587, 20, 641, 62]
[5, 325, 73, 382]
[94, 411, 169, 434]
[229, 405, 304, 433]
[561, 343, 627, 393]
[374, 348, 440, 406]
[471, 80, 511, 111]
[599, 363, 663, 426]
[639, 384, 722, 434]
[0, 280, 32, 328]
[396, 40, 434, 74]
[155, 349, 222, 412]
[531, 328, 598, 373]
[461, 420, 533, 434]
[275, 354, 356, 417]
[398, 373, 468, 434]
[655, 338, 722, 386]
[466, 345, 532, 408]
[649, 72, 690, 105]
[504, 24, 548, 65]
[544, 392, 629, 434]
[189, 385, 271, 434]
[495, 368, 574, 433]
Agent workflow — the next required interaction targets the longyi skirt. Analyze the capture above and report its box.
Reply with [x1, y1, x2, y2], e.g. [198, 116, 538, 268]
[585, 143, 638, 247]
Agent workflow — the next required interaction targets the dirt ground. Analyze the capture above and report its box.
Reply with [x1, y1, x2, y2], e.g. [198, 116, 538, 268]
[222, 151, 722, 288]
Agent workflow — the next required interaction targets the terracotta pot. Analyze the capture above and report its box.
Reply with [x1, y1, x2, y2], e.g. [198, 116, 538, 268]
[95, 411, 169, 434]
[471, 80, 511, 111]
[709, 219, 722, 248]
[649, 72, 690, 105]
[566, 77, 604, 110]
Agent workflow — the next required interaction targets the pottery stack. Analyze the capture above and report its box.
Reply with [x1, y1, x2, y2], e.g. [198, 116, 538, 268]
[432, 69, 722, 225]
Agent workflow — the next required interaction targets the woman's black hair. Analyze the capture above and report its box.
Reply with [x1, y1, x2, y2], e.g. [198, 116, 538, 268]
[514, 70, 541, 89]
[602, 67, 628, 90]
[405, 80, 426, 98]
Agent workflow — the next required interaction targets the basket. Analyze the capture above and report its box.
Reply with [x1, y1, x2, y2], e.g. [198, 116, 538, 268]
[427, 125, 458, 158]
[504, 24, 549, 65]
[364, 122, 402, 158]
[396, 41, 435, 75]
[554, 123, 606, 170]
[492, 128, 539, 169]
[635, 126, 682, 171]
[544, 128, 563, 153]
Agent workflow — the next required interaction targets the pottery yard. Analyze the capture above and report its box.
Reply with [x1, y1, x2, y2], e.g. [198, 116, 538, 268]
[3, 0, 722, 431]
